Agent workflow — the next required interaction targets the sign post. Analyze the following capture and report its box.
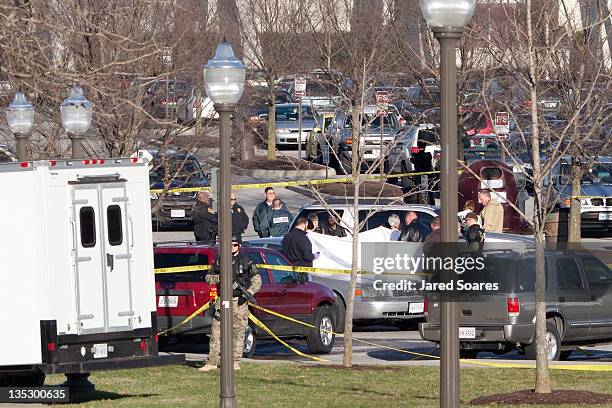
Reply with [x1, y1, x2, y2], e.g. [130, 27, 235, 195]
[376, 91, 389, 179]
[294, 78, 307, 160]
[162, 47, 172, 123]
[322, 143, 330, 179]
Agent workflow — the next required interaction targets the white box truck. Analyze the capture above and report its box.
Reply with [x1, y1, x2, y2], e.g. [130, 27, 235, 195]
[0, 157, 182, 386]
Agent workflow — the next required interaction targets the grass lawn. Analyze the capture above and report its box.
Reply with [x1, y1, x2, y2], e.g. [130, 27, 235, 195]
[46, 363, 612, 408]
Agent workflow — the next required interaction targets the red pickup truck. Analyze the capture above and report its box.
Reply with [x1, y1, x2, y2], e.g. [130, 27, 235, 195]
[153, 242, 340, 356]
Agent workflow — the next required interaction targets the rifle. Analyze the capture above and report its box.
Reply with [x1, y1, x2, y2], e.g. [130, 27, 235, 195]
[233, 280, 256, 304]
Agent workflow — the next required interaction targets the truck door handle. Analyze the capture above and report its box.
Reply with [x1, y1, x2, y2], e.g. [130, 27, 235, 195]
[107, 253, 114, 271]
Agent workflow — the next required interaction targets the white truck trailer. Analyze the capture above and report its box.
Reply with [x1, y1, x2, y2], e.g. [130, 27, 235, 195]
[0, 157, 181, 386]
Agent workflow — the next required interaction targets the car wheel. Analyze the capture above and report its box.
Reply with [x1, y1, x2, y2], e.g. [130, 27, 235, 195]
[242, 324, 257, 358]
[333, 296, 346, 334]
[523, 321, 561, 361]
[306, 305, 335, 354]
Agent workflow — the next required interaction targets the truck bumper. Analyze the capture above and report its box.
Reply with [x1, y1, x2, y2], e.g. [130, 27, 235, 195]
[581, 211, 612, 232]
[41, 354, 183, 374]
[419, 322, 534, 345]
[354, 299, 425, 321]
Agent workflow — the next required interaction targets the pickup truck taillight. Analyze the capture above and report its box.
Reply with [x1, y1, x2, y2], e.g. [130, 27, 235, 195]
[424, 298, 428, 316]
[507, 296, 520, 318]
[410, 146, 420, 154]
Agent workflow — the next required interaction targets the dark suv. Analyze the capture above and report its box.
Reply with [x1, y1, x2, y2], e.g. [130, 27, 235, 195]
[149, 152, 208, 229]
[154, 243, 340, 356]
[420, 249, 612, 360]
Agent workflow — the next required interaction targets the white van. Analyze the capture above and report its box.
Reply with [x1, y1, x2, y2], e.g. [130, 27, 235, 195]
[0, 158, 181, 386]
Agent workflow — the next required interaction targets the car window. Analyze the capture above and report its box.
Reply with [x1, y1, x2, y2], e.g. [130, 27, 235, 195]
[245, 251, 270, 284]
[517, 258, 551, 292]
[295, 209, 344, 230]
[358, 210, 433, 231]
[275, 105, 314, 121]
[266, 252, 297, 284]
[154, 252, 210, 282]
[556, 258, 584, 289]
[580, 257, 612, 284]
[418, 130, 439, 146]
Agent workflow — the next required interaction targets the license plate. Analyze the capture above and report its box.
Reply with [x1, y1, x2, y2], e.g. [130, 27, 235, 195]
[170, 209, 185, 218]
[158, 296, 179, 308]
[598, 213, 612, 221]
[544, 102, 557, 108]
[408, 302, 425, 314]
[459, 327, 476, 339]
[93, 343, 108, 359]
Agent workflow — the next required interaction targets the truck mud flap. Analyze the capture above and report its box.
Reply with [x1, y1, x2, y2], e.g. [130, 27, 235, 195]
[40, 353, 184, 374]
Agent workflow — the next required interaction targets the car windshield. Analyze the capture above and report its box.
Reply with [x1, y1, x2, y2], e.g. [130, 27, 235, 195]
[366, 113, 399, 129]
[150, 157, 205, 183]
[275, 105, 314, 121]
[560, 162, 612, 183]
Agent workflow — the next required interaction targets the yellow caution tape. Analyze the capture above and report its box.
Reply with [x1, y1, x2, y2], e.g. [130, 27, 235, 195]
[571, 195, 612, 199]
[248, 313, 327, 362]
[154, 264, 211, 274]
[158, 301, 212, 336]
[150, 169, 444, 194]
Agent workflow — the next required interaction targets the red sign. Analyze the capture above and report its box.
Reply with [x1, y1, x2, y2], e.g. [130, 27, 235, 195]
[495, 112, 509, 126]
[376, 91, 389, 105]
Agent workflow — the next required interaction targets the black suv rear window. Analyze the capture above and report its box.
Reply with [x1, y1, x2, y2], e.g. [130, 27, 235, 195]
[154, 252, 210, 282]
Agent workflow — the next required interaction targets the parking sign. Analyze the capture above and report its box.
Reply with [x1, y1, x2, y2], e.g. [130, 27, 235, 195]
[495, 112, 510, 134]
[376, 91, 389, 116]
[294, 78, 306, 97]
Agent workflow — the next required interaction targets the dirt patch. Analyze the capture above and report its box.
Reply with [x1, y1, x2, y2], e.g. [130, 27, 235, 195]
[237, 156, 327, 171]
[314, 180, 403, 198]
[470, 389, 612, 406]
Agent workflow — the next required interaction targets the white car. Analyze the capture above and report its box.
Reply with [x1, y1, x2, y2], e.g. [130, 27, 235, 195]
[176, 92, 218, 124]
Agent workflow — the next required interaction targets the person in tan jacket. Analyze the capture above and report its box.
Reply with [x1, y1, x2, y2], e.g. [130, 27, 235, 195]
[478, 191, 504, 233]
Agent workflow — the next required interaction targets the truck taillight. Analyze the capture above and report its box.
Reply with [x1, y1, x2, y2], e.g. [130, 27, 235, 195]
[47, 342, 56, 351]
[507, 296, 520, 317]
[140, 340, 147, 351]
[424, 298, 428, 316]
[20, 162, 30, 168]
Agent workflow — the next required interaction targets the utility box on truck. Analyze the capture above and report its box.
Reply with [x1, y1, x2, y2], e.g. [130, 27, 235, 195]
[0, 158, 182, 386]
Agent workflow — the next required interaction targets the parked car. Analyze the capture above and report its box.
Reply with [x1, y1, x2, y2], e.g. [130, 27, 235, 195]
[149, 151, 209, 229]
[176, 89, 217, 124]
[460, 109, 495, 136]
[328, 105, 403, 174]
[271, 103, 317, 148]
[154, 242, 340, 356]
[420, 249, 612, 360]
[549, 156, 612, 234]
[144, 80, 193, 119]
[386, 124, 440, 188]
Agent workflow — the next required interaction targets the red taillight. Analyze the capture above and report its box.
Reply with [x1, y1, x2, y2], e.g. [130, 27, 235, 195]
[131, 157, 139, 164]
[507, 296, 520, 317]
[47, 342, 56, 352]
[50, 160, 57, 166]
[423, 298, 429, 315]
[99, 159, 105, 164]
[411, 147, 420, 154]
[139, 340, 147, 351]
[155, 334, 159, 343]
[20, 162, 29, 168]
[83, 159, 90, 165]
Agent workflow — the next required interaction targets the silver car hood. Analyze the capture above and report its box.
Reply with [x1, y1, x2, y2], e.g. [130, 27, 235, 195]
[276, 120, 316, 131]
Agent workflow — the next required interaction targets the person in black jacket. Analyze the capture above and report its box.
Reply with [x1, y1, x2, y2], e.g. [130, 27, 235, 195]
[398, 211, 427, 242]
[464, 212, 485, 252]
[282, 216, 317, 267]
[230, 191, 249, 239]
[193, 191, 218, 242]
[410, 141, 434, 205]
[324, 214, 347, 238]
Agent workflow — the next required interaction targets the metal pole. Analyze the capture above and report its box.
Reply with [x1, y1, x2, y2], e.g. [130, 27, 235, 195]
[70, 133, 84, 159]
[380, 115, 384, 180]
[434, 27, 462, 408]
[215, 103, 237, 408]
[15, 134, 28, 161]
[298, 97, 303, 159]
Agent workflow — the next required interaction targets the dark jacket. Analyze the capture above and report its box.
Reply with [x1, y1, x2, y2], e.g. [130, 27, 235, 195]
[465, 224, 485, 252]
[207, 252, 262, 305]
[252, 200, 272, 238]
[423, 228, 442, 256]
[269, 208, 294, 237]
[231, 203, 249, 237]
[398, 220, 425, 242]
[410, 150, 433, 173]
[324, 224, 347, 238]
[282, 227, 315, 267]
[193, 201, 218, 242]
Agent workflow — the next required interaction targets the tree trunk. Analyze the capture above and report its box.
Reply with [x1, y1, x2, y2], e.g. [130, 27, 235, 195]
[343, 102, 363, 368]
[527, 0, 552, 393]
[267, 82, 277, 160]
[568, 160, 583, 243]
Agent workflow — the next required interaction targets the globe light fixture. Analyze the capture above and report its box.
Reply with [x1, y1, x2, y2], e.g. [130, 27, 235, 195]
[420, 0, 476, 29]
[6, 92, 34, 135]
[60, 85, 93, 135]
[203, 41, 245, 105]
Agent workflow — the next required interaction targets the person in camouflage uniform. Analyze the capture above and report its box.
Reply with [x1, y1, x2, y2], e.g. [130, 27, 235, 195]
[200, 236, 262, 372]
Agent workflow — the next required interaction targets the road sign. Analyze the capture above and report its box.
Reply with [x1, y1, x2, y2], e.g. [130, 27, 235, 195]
[494, 112, 510, 134]
[295, 78, 306, 94]
[162, 47, 172, 65]
[376, 91, 389, 116]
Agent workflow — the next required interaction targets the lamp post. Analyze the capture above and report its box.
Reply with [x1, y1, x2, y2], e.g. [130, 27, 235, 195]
[203, 40, 245, 408]
[6, 92, 34, 161]
[60, 85, 93, 159]
[419, 1, 476, 407]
